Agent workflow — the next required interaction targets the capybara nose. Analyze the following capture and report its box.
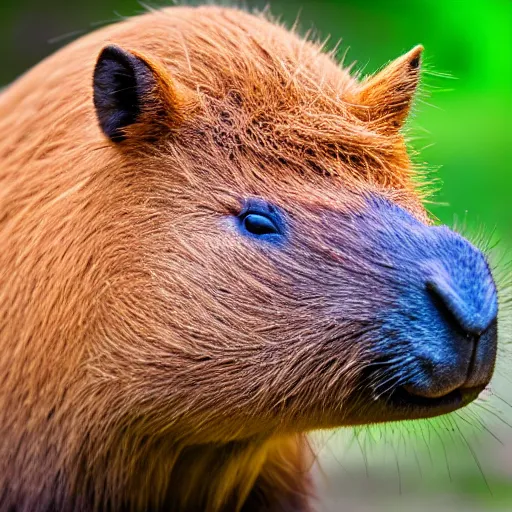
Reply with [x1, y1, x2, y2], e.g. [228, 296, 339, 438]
[404, 259, 498, 399]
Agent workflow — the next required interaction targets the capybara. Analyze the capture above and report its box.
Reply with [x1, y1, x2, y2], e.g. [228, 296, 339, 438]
[0, 5, 499, 512]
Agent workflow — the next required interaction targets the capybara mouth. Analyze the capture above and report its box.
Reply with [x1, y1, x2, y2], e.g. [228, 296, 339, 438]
[383, 384, 484, 418]
[350, 362, 488, 423]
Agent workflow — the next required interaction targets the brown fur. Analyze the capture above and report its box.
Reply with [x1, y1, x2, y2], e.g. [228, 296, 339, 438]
[0, 6, 427, 512]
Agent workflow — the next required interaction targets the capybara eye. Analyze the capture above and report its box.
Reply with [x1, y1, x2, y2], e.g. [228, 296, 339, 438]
[238, 199, 284, 240]
[243, 214, 279, 236]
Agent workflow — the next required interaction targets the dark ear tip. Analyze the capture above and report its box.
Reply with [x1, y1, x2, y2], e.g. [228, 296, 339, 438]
[407, 45, 423, 70]
[97, 44, 133, 66]
[409, 56, 420, 69]
[94, 45, 139, 87]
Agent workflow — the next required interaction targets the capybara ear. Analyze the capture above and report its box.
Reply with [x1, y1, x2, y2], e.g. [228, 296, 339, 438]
[352, 45, 423, 133]
[93, 44, 182, 142]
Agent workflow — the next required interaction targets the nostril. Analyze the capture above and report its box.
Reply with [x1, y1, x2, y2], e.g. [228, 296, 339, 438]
[426, 277, 496, 337]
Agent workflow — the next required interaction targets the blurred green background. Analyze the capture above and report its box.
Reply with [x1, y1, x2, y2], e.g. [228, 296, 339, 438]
[1, 1, 510, 510]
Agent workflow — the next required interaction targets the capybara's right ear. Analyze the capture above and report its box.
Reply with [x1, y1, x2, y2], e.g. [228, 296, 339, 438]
[93, 45, 183, 143]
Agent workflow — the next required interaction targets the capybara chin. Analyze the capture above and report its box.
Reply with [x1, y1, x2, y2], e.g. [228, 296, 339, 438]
[0, 5, 498, 512]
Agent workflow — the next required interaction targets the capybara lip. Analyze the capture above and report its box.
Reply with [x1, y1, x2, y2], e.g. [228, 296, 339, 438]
[385, 384, 483, 416]
[351, 384, 485, 424]
[347, 355, 489, 424]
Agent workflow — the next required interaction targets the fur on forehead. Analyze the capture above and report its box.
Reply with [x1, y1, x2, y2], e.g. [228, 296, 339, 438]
[109, 6, 422, 196]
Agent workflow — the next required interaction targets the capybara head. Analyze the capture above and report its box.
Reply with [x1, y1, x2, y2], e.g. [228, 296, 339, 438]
[0, 5, 499, 511]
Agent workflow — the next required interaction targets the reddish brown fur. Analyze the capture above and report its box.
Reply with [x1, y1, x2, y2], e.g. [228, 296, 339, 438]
[0, 6, 426, 512]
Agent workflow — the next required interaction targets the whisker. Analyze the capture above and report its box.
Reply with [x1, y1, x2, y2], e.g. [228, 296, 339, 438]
[452, 422, 492, 495]
[473, 402, 512, 430]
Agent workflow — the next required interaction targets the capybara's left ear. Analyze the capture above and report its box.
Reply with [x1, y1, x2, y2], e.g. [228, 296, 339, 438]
[351, 45, 423, 133]
[93, 44, 183, 143]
